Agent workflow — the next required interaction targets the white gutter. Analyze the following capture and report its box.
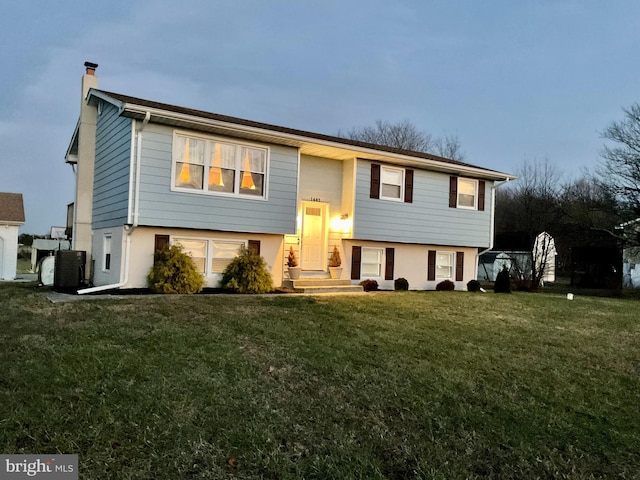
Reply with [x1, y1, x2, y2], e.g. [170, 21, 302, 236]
[78, 111, 151, 295]
[474, 178, 511, 280]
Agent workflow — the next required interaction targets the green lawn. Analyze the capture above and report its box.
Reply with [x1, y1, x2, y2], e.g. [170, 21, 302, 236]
[1, 283, 638, 479]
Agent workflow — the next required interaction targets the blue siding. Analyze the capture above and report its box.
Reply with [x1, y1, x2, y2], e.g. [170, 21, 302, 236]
[354, 159, 493, 247]
[136, 125, 298, 234]
[93, 103, 132, 229]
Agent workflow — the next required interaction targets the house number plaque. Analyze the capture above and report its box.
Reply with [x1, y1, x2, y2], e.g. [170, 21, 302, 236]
[310, 197, 321, 202]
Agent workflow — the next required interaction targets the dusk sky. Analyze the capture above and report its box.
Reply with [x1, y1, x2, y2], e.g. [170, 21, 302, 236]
[1, 1, 639, 233]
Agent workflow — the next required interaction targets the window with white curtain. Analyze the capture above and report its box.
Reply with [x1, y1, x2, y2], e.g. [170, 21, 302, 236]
[361, 248, 383, 277]
[173, 237, 245, 276]
[173, 132, 268, 198]
[436, 252, 454, 279]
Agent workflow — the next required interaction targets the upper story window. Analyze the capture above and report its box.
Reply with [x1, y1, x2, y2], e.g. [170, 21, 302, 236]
[380, 166, 404, 201]
[173, 133, 268, 198]
[449, 176, 485, 211]
[370, 163, 414, 203]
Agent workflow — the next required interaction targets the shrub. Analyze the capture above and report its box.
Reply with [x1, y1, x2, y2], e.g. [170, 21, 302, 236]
[494, 265, 512, 293]
[147, 245, 205, 294]
[359, 279, 378, 292]
[436, 280, 455, 291]
[467, 279, 481, 292]
[394, 277, 409, 291]
[221, 245, 273, 294]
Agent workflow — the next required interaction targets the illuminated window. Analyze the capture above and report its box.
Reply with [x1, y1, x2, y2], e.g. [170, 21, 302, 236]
[457, 178, 477, 209]
[173, 133, 267, 198]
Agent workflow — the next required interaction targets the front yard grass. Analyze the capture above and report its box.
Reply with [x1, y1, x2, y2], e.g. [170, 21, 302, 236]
[0, 283, 638, 479]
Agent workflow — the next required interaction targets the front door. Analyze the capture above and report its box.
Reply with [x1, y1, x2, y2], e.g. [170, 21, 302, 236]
[301, 202, 328, 270]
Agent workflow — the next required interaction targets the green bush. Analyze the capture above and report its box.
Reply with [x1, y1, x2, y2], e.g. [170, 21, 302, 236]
[359, 279, 378, 292]
[394, 277, 409, 291]
[147, 245, 205, 294]
[436, 280, 455, 291]
[221, 245, 273, 294]
[467, 279, 481, 292]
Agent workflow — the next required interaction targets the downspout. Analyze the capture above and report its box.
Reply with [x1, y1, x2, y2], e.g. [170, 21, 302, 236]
[474, 178, 511, 280]
[78, 111, 151, 294]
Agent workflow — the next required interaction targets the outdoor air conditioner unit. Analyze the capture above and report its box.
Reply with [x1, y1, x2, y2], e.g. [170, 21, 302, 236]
[54, 250, 86, 291]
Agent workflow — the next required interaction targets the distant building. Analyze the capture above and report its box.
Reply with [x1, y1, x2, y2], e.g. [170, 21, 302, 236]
[0, 192, 25, 280]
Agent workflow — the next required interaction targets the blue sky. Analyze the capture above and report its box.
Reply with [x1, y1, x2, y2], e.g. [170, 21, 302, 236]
[1, 0, 638, 233]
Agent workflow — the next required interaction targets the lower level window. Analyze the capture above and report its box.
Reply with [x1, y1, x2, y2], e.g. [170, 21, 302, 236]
[174, 237, 245, 276]
[436, 252, 454, 279]
[103, 234, 112, 272]
[361, 248, 383, 277]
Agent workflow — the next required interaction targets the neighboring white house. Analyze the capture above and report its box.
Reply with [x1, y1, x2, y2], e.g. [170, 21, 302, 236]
[65, 63, 515, 292]
[0, 192, 25, 280]
[620, 218, 640, 288]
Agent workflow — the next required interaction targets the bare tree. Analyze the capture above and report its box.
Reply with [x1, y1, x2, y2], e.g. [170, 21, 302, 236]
[340, 120, 464, 161]
[599, 102, 640, 218]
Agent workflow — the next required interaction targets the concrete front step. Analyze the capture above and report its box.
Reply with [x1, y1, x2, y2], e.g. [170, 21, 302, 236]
[282, 278, 364, 293]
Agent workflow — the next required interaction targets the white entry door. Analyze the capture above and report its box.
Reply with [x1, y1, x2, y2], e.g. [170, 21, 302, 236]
[301, 202, 328, 270]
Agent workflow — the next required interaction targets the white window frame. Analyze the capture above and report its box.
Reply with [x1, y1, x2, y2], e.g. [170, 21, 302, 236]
[457, 178, 478, 210]
[210, 240, 246, 274]
[102, 234, 112, 272]
[172, 236, 247, 277]
[361, 247, 384, 278]
[436, 251, 454, 279]
[171, 131, 269, 200]
[380, 166, 405, 202]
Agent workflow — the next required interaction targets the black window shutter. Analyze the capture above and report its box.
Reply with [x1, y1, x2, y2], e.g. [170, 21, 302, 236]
[404, 169, 414, 203]
[385, 247, 395, 280]
[478, 180, 486, 211]
[370, 164, 380, 199]
[154, 235, 170, 266]
[427, 250, 436, 281]
[248, 240, 261, 256]
[351, 246, 362, 280]
[449, 176, 458, 208]
[456, 251, 464, 282]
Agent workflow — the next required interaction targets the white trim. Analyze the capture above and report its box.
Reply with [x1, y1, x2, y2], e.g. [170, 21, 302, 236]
[102, 234, 112, 272]
[435, 251, 455, 279]
[379, 165, 405, 202]
[361, 247, 384, 278]
[170, 130, 270, 201]
[172, 235, 247, 278]
[456, 178, 478, 210]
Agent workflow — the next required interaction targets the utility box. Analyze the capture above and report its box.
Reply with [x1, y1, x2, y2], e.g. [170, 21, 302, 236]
[54, 250, 86, 291]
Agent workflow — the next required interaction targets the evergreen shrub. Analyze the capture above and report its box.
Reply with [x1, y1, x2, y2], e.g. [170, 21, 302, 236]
[359, 279, 378, 292]
[436, 280, 455, 291]
[394, 277, 409, 291]
[467, 279, 481, 292]
[221, 245, 273, 294]
[147, 245, 205, 294]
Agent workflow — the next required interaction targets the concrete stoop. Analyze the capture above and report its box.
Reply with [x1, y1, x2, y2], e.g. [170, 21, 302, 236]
[282, 276, 364, 294]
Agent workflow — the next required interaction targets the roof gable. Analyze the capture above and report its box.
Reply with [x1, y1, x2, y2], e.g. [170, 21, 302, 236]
[0, 193, 25, 223]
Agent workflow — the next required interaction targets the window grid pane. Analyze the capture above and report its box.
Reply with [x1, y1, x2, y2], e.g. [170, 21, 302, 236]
[457, 179, 477, 208]
[174, 134, 267, 198]
[362, 248, 383, 277]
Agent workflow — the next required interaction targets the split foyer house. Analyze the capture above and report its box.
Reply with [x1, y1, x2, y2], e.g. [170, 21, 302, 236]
[66, 63, 515, 291]
[0, 192, 25, 280]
